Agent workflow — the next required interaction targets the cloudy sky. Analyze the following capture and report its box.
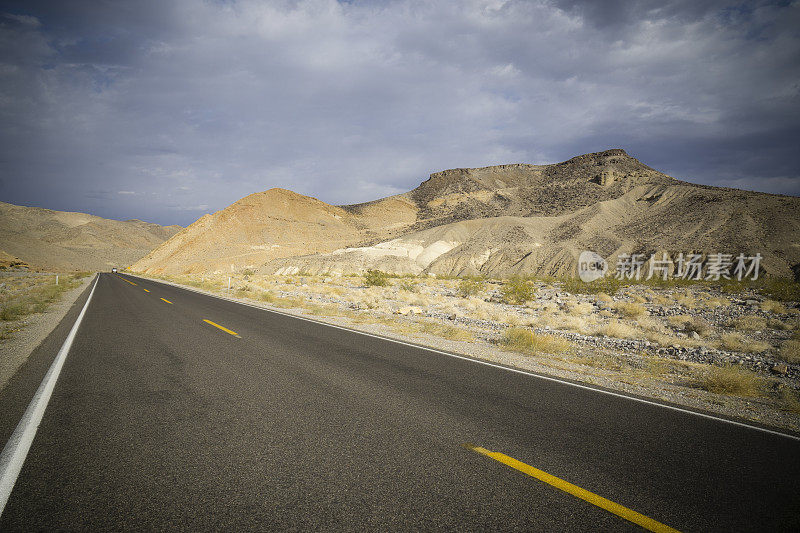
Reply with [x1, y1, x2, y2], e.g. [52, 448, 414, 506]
[1, 0, 798, 226]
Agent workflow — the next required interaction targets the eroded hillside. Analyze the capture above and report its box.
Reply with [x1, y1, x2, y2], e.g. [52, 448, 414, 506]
[131, 149, 800, 279]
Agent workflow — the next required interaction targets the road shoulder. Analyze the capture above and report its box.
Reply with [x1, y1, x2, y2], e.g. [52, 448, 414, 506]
[0, 276, 95, 447]
[0, 275, 94, 392]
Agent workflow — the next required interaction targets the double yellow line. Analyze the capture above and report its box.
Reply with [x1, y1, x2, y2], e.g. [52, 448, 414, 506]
[464, 444, 680, 533]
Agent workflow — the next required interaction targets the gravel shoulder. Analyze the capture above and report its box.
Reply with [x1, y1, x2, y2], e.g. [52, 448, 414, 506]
[0, 274, 94, 392]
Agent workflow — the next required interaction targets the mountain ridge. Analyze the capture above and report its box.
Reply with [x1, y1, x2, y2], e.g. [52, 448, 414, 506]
[129, 149, 800, 279]
[0, 201, 182, 271]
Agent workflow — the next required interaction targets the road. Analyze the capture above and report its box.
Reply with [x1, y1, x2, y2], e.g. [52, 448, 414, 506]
[0, 272, 798, 531]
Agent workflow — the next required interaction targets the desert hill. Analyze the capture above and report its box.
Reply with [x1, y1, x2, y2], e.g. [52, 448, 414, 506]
[131, 149, 800, 279]
[0, 201, 181, 271]
[130, 188, 420, 274]
[406, 148, 674, 228]
[271, 181, 800, 278]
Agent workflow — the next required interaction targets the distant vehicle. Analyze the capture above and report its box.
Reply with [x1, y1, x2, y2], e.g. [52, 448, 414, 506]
[112, 268, 118, 273]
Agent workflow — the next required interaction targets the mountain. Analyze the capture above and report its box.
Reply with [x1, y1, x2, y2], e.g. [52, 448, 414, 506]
[0, 202, 182, 271]
[130, 188, 419, 274]
[131, 149, 800, 279]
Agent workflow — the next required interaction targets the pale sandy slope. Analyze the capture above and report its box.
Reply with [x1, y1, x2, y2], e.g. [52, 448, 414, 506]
[131, 149, 800, 279]
[0, 201, 181, 271]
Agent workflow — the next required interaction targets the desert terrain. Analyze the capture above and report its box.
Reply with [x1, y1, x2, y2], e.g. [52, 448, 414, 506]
[0, 201, 181, 272]
[131, 149, 800, 280]
[4, 148, 799, 428]
[124, 148, 800, 429]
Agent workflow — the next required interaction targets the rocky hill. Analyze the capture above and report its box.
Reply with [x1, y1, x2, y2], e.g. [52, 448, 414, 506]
[0, 201, 181, 271]
[130, 188, 419, 274]
[131, 149, 800, 279]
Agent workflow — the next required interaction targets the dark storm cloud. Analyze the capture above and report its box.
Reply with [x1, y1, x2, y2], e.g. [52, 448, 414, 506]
[0, 0, 798, 225]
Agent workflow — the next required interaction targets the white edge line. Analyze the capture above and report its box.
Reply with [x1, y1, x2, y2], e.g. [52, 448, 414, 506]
[125, 273, 800, 442]
[0, 275, 99, 515]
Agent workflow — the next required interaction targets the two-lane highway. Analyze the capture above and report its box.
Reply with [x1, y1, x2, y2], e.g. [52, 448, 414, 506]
[1, 272, 799, 530]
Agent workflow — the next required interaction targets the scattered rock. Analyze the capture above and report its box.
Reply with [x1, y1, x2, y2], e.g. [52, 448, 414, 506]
[772, 363, 789, 376]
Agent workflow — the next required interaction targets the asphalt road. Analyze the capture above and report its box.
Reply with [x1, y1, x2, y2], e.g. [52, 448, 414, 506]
[1, 272, 799, 531]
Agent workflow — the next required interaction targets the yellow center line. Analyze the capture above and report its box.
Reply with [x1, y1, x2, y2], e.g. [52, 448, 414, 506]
[160, 298, 172, 304]
[463, 444, 681, 533]
[143, 288, 150, 293]
[203, 319, 240, 337]
[115, 275, 137, 286]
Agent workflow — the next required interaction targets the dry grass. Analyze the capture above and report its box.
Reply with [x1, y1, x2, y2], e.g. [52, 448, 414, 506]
[697, 364, 765, 397]
[675, 292, 697, 308]
[531, 311, 597, 335]
[565, 302, 594, 316]
[595, 292, 614, 304]
[682, 317, 713, 337]
[781, 388, 800, 414]
[234, 286, 252, 297]
[0, 274, 85, 321]
[397, 291, 430, 308]
[612, 301, 647, 318]
[559, 315, 598, 335]
[457, 277, 484, 298]
[767, 318, 794, 331]
[272, 296, 307, 309]
[643, 331, 672, 346]
[703, 296, 730, 308]
[570, 352, 625, 372]
[649, 294, 673, 306]
[483, 307, 519, 324]
[731, 315, 767, 331]
[719, 333, 771, 353]
[184, 278, 225, 292]
[659, 314, 713, 337]
[461, 297, 492, 320]
[256, 290, 276, 303]
[305, 303, 347, 317]
[633, 316, 659, 331]
[761, 299, 788, 314]
[500, 327, 570, 355]
[642, 355, 675, 380]
[398, 279, 418, 292]
[410, 321, 474, 342]
[595, 320, 640, 339]
[305, 284, 345, 297]
[667, 315, 691, 328]
[778, 339, 800, 364]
